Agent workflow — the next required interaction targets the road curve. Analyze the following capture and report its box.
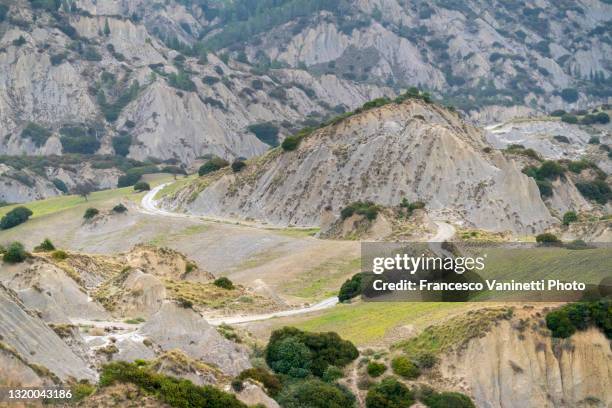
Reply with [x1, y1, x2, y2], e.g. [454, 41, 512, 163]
[140, 182, 455, 325]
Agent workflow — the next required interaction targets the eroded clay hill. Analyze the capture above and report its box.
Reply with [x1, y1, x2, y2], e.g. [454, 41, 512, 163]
[167, 99, 555, 235]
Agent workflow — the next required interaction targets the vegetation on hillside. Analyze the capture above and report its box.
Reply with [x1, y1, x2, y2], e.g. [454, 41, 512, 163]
[546, 300, 611, 339]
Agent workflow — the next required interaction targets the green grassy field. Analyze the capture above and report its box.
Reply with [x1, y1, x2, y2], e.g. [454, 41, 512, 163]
[154, 175, 198, 200]
[0, 174, 173, 220]
[289, 301, 475, 346]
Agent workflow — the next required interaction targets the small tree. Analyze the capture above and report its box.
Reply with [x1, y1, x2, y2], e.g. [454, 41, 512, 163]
[103, 18, 111, 36]
[0, 206, 33, 230]
[536, 233, 560, 244]
[562, 211, 578, 226]
[34, 238, 55, 252]
[75, 183, 94, 201]
[366, 378, 414, 408]
[3, 242, 27, 264]
[367, 361, 387, 377]
[214, 277, 234, 290]
[231, 159, 246, 173]
[134, 182, 151, 192]
[84, 208, 99, 219]
[112, 203, 128, 213]
[198, 157, 229, 176]
[391, 356, 420, 379]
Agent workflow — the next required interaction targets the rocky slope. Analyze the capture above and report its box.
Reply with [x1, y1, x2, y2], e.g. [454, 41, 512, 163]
[438, 309, 611, 408]
[165, 98, 556, 234]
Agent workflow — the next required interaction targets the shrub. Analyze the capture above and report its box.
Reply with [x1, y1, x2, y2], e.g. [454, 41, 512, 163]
[198, 157, 229, 176]
[51, 250, 68, 260]
[562, 211, 578, 226]
[423, 391, 476, 408]
[537, 161, 564, 179]
[83, 208, 99, 219]
[367, 361, 387, 377]
[112, 203, 128, 213]
[594, 112, 610, 124]
[134, 182, 151, 192]
[214, 277, 234, 290]
[338, 273, 365, 302]
[400, 199, 425, 215]
[576, 180, 610, 204]
[391, 356, 420, 379]
[281, 135, 301, 151]
[535, 179, 553, 198]
[588, 136, 600, 145]
[231, 378, 244, 392]
[560, 88, 579, 103]
[322, 366, 344, 383]
[366, 377, 415, 408]
[550, 110, 566, 117]
[52, 178, 68, 194]
[168, 71, 196, 92]
[546, 300, 611, 339]
[112, 135, 132, 156]
[266, 327, 359, 378]
[413, 351, 437, 369]
[3, 242, 27, 264]
[34, 238, 55, 252]
[29, 0, 61, 11]
[277, 379, 355, 408]
[340, 201, 380, 221]
[21, 123, 51, 147]
[12, 36, 26, 46]
[561, 114, 578, 124]
[60, 125, 100, 154]
[0, 4, 8, 22]
[237, 367, 282, 396]
[248, 123, 279, 146]
[117, 165, 159, 187]
[0, 206, 33, 230]
[535, 233, 560, 244]
[231, 159, 246, 173]
[100, 361, 247, 408]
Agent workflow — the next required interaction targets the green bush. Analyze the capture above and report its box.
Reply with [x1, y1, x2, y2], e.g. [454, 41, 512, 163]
[237, 367, 282, 396]
[248, 123, 279, 146]
[367, 361, 387, 377]
[112, 203, 128, 213]
[562, 211, 578, 226]
[83, 208, 99, 219]
[400, 199, 425, 216]
[277, 379, 355, 408]
[413, 351, 438, 369]
[576, 180, 610, 204]
[535, 179, 553, 198]
[213, 277, 234, 290]
[366, 377, 414, 408]
[391, 356, 420, 379]
[117, 165, 159, 187]
[322, 365, 344, 383]
[340, 201, 380, 221]
[423, 391, 476, 408]
[51, 250, 68, 260]
[537, 161, 564, 179]
[561, 114, 578, 124]
[546, 300, 611, 339]
[535, 233, 560, 244]
[134, 182, 150, 192]
[34, 238, 55, 252]
[168, 71, 196, 91]
[112, 135, 132, 156]
[0, 206, 33, 230]
[52, 178, 68, 194]
[198, 157, 229, 176]
[100, 361, 247, 408]
[29, 0, 61, 10]
[3, 242, 27, 264]
[266, 327, 359, 378]
[281, 135, 301, 151]
[588, 136, 600, 145]
[60, 125, 100, 154]
[338, 273, 366, 302]
[560, 88, 579, 103]
[21, 123, 51, 147]
[231, 159, 246, 173]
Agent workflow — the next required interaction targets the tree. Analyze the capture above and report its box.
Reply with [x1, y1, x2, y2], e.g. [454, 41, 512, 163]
[535, 233, 560, 244]
[83, 208, 99, 219]
[134, 182, 151, 192]
[391, 356, 420, 379]
[560, 88, 579, 103]
[267, 336, 312, 378]
[367, 361, 387, 377]
[3, 242, 27, 264]
[103, 18, 111, 36]
[231, 159, 246, 173]
[366, 378, 414, 408]
[562, 211, 578, 226]
[213, 277, 234, 290]
[198, 157, 229, 176]
[112, 203, 128, 213]
[34, 238, 55, 252]
[75, 183, 94, 201]
[0, 206, 33, 230]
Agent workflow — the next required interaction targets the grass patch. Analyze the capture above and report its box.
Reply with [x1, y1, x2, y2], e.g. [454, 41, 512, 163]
[272, 227, 320, 238]
[154, 175, 197, 200]
[394, 307, 513, 357]
[291, 302, 474, 346]
[282, 257, 361, 300]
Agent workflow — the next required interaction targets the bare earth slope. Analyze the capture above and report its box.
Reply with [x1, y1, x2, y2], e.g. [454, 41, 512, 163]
[168, 99, 555, 234]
